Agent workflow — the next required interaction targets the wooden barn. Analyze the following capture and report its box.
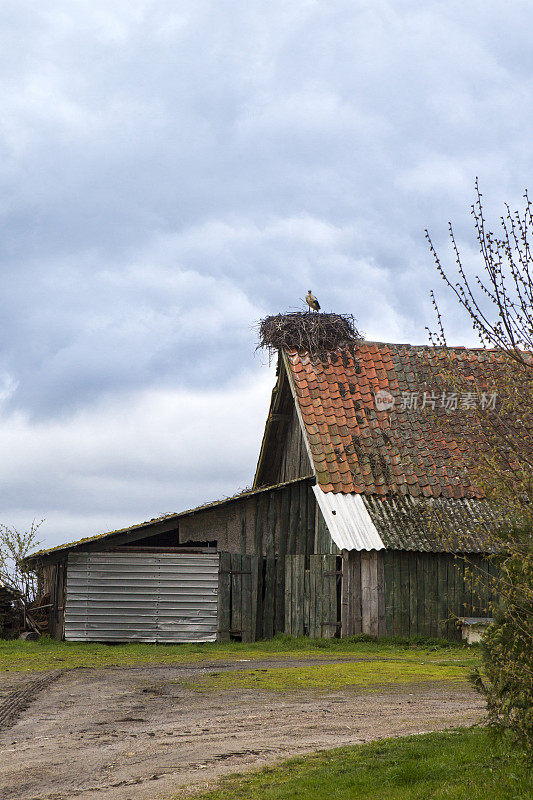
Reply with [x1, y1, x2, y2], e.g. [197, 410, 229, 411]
[25, 331, 504, 643]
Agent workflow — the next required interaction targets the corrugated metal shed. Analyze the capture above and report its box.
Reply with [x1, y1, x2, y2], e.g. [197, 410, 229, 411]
[313, 486, 385, 551]
[65, 552, 219, 643]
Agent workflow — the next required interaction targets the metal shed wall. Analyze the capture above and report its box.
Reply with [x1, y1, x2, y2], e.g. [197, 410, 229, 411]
[65, 551, 218, 643]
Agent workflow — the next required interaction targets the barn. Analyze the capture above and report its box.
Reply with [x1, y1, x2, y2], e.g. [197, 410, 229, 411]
[25, 326, 504, 643]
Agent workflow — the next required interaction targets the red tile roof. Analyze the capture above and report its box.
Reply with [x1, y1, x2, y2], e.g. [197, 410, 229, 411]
[285, 342, 499, 498]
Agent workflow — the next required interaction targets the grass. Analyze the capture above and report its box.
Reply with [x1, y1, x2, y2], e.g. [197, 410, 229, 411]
[174, 728, 532, 800]
[0, 635, 479, 673]
[177, 659, 469, 693]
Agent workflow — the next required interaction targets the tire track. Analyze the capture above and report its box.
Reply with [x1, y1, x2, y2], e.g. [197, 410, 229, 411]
[0, 670, 63, 732]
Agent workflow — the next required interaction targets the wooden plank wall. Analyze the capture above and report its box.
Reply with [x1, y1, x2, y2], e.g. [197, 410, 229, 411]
[341, 551, 386, 637]
[282, 550, 498, 642]
[218, 553, 290, 642]
[278, 406, 313, 483]
[383, 551, 499, 639]
[49, 560, 67, 640]
[284, 554, 339, 638]
[244, 479, 317, 559]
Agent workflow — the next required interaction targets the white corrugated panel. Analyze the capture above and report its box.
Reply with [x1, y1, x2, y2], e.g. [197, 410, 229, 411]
[65, 551, 219, 643]
[313, 487, 385, 551]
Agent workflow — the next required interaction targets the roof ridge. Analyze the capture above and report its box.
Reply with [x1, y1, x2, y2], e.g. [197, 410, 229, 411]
[285, 340, 507, 353]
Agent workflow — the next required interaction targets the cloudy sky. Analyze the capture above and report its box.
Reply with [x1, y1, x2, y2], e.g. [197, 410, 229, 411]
[1, 1, 531, 549]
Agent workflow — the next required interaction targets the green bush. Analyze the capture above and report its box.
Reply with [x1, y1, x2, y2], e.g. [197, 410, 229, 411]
[474, 554, 533, 755]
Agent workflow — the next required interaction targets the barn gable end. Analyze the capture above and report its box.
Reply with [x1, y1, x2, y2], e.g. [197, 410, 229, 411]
[253, 360, 313, 488]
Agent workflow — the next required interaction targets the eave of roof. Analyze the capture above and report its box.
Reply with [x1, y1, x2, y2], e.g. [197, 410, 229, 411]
[24, 476, 315, 565]
[363, 494, 503, 552]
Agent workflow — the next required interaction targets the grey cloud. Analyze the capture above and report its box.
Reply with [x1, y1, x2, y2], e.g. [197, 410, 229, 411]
[0, 372, 274, 546]
[0, 1, 531, 545]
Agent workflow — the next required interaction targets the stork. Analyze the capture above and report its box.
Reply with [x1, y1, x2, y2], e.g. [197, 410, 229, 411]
[306, 290, 320, 312]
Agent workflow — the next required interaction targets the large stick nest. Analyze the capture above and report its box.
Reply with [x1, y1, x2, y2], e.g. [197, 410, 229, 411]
[258, 312, 362, 356]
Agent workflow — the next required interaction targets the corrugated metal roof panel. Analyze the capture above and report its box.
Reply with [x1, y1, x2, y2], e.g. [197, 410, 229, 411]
[313, 486, 385, 551]
[362, 494, 502, 552]
[314, 489, 501, 553]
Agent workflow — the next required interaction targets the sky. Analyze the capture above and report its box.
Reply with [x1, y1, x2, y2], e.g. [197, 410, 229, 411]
[1, 1, 531, 549]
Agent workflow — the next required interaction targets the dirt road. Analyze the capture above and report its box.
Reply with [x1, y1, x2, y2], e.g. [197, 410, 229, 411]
[0, 659, 484, 800]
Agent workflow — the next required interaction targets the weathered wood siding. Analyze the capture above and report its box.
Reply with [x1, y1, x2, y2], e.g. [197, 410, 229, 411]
[218, 552, 289, 641]
[284, 554, 340, 638]
[180, 478, 317, 558]
[277, 406, 313, 483]
[283, 550, 399, 640]
[341, 550, 386, 636]
[383, 551, 499, 640]
[218, 553, 259, 642]
[254, 361, 314, 489]
[282, 549, 499, 642]
[48, 559, 67, 640]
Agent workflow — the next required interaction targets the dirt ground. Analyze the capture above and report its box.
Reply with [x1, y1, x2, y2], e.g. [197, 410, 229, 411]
[0, 659, 485, 800]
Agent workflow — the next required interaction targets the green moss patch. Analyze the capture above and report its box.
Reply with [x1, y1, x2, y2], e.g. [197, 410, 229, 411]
[178, 659, 469, 693]
[0, 635, 478, 673]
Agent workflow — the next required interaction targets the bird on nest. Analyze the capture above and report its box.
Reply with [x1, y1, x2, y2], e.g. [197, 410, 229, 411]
[306, 289, 320, 312]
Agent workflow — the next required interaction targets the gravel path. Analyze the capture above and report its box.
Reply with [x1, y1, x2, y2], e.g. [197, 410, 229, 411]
[0, 659, 485, 800]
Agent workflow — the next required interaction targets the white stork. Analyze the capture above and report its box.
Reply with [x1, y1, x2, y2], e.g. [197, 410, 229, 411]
[306, 289, 320, 312]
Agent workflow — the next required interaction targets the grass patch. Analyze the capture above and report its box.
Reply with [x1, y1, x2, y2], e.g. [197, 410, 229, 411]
[175, 728, 532, 800]
[179, 659, 470, 693]
[0, 635, 478, 673]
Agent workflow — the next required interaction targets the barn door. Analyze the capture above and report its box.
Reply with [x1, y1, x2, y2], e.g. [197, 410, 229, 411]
[65, 551, 219, 643]
[217, 553, 259, 642]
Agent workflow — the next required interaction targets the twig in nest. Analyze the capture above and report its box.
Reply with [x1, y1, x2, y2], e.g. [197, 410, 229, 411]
[257, 312, 362, 356]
